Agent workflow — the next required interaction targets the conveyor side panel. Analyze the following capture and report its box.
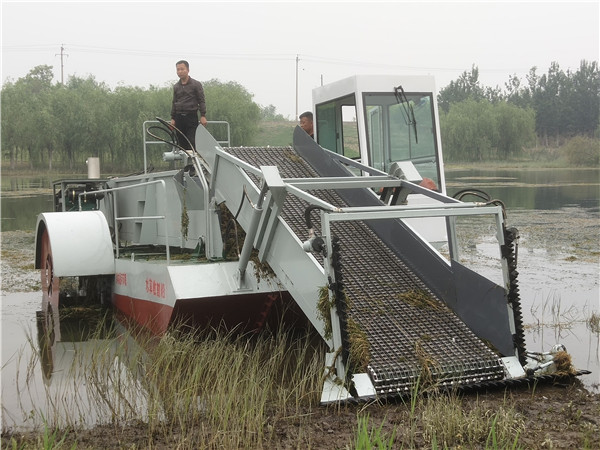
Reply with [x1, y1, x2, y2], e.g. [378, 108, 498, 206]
[293, 127, 515, 357]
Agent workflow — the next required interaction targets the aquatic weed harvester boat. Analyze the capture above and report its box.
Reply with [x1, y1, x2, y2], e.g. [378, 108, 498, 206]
[35, 75, 589, 402]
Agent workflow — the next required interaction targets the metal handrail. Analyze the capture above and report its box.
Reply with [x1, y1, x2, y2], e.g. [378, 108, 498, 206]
[142, 120, 231, 174]
[78, 179, 171, 263]
[205, 120, 231, 147]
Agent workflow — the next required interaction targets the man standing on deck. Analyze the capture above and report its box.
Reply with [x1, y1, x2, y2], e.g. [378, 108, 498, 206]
[170, 60, 207, 150]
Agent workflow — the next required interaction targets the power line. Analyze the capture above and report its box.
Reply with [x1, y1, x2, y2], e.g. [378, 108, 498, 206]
[2, 44, 56, 51]
[3, 43, 537, 74]
[65, 44, 295, 61]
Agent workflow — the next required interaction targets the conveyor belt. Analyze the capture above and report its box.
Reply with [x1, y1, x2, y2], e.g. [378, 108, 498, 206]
[224, 145, 505, 394]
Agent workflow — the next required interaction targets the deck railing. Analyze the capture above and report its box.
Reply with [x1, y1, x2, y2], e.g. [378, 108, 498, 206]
[78, 179, 171, 263]
[142, 120, 231, 175]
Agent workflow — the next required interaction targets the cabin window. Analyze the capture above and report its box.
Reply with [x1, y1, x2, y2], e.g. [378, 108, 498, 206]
[364, 93, 440, 188]
[316, 94, 359, 160]
[341, 105, 359, 159]
[315, 101, 337, 152]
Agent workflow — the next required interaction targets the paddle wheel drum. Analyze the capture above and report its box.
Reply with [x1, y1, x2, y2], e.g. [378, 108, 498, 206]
[35, 211, 115, 308]
[39, 228, 59, 308]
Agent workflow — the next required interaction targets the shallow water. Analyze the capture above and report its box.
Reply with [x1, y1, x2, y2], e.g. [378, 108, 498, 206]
[1, 169, 599, 431]
[1, 270, 597, 432]
[1, 293, 150, 432]
[446, 167, 600, 211]
[453, 208, 599, 389]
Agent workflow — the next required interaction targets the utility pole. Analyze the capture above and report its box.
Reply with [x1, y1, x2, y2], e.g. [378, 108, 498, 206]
[295, 54, 299, 120]
[55, 44, 68, 85]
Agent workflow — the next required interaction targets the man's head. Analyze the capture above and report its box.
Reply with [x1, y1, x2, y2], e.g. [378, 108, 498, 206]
[299, 111, 314, 136]
[176, 60, 190, 82]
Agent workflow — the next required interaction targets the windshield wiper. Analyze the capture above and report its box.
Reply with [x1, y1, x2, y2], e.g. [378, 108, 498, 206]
[394, 85, 418, 144]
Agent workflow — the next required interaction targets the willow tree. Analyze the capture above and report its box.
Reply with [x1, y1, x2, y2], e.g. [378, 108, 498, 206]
[440, 99, 535, 162]
[1, 65, 57, 169]
[202, 79, 261, 146]
[2, 68, 265, 172]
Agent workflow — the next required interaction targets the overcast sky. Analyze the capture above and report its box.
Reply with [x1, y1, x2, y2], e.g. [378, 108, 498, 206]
[2, 1, 598, 119]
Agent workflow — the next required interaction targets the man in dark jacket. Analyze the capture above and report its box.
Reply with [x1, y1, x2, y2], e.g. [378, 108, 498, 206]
[170, 60, 207, 150]
[299, 111, 314, 139]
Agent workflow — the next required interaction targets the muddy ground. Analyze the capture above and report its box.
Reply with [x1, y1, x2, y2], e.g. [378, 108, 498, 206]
[2, 222, 599, 448]
[2, 383, 599, 448]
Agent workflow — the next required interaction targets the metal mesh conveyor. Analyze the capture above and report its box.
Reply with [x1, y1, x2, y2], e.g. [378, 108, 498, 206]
[224, 145, 505, 394]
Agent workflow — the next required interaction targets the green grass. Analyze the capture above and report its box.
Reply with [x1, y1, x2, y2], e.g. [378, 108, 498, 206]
[354, 414, 396, 449]
[421, 391, 524, 448]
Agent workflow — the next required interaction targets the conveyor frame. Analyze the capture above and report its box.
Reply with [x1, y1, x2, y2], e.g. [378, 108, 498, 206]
[193, 125, 523, 401]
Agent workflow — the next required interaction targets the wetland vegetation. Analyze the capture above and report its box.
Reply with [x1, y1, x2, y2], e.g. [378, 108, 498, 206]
[2, 306, 598, 450]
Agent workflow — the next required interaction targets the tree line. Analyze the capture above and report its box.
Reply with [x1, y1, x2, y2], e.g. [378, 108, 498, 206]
[2, 60, 598, 171]
[1, 65, 266, 172]
[438, 60, 599, 163]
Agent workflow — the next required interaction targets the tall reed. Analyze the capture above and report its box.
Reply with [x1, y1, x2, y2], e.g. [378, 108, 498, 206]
[139, 326, 324, 447]
[420, 391, 524, 448]
[16, 308, 325, 449]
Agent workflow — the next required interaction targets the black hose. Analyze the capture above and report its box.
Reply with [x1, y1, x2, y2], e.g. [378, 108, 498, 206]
[221, 187, 255, 258]
[304, 205, 328, 229]
[453, 188, 507, 219]
[155, 116, 195, 153]
[146, 125, 189, 153]
[452, 188, 492, 202]
[146, 125, 177, 146]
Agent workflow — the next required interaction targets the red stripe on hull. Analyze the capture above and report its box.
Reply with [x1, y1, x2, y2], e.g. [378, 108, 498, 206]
[113, 291, 310, 336]
[113, 293, 174, 335]
[172, 292, 283, 331]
